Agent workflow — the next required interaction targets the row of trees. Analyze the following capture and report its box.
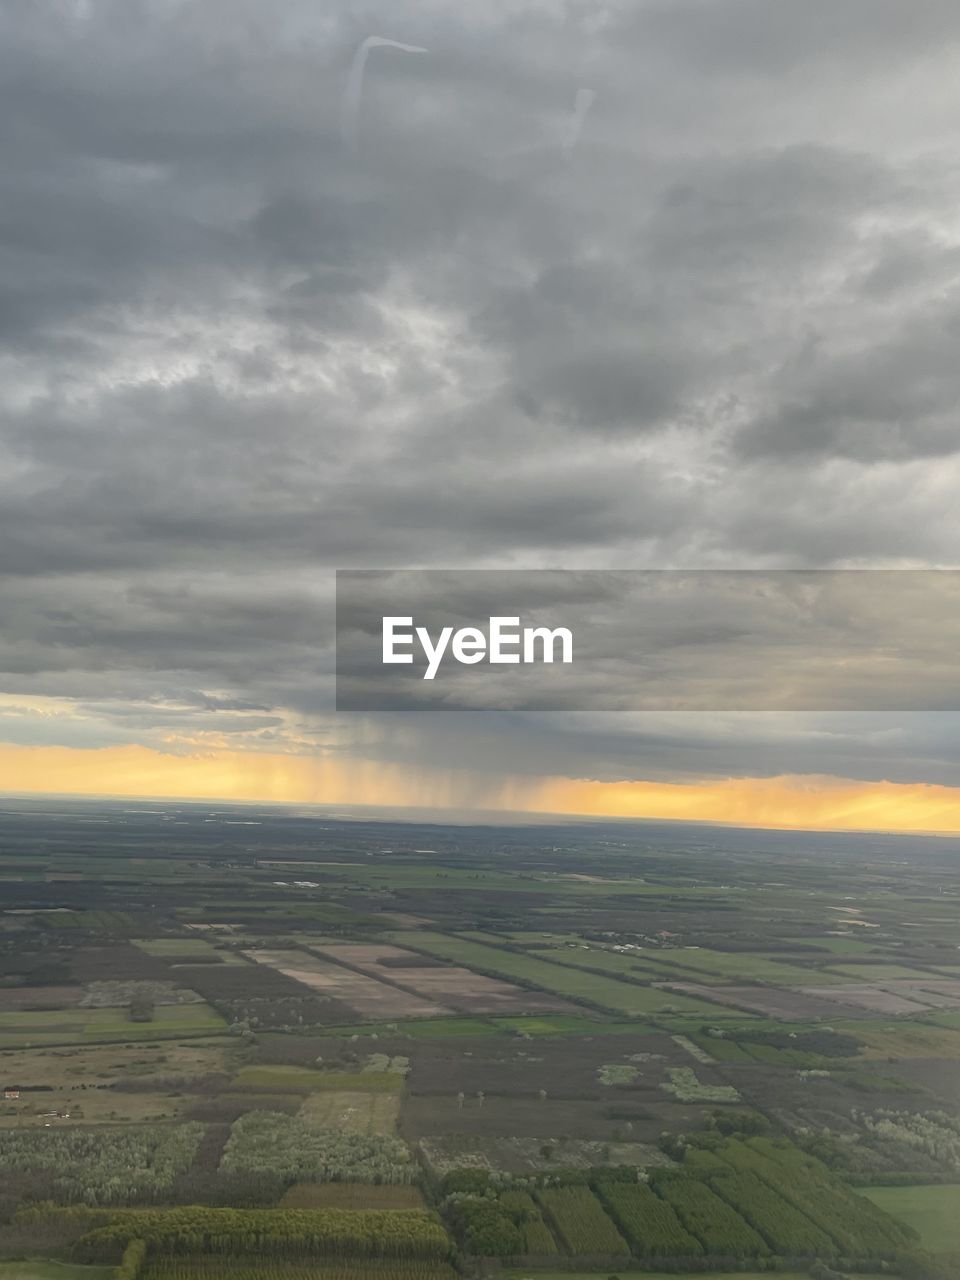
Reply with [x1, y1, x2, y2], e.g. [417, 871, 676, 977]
[536, 1185, 629, 1257]
[597, 1179, 700, 1258]
[75, 1207, 452, 1262]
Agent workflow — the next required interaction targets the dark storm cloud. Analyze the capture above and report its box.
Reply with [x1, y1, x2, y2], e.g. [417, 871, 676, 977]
[1, 0, 960, 783]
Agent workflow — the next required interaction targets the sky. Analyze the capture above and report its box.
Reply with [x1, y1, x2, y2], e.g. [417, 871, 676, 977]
[2, 0, 960, 831]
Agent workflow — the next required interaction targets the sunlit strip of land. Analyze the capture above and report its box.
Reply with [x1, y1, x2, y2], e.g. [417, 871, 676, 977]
[1, 741, 960, 834]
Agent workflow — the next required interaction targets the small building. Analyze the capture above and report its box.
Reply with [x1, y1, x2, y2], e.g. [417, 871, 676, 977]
[3, 1087, 21, 1100]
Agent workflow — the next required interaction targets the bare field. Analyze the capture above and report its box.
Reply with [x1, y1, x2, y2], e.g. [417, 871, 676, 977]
[800, 985, 933, 1015]
[0, 986, 83, 1011]
[665, 982, 877, 1021]
[406, 1031, 679, 1098]
[401, 1090, 713, 1145]
[243, 949, 451, 1018]
[312, 943, 577, 1014]
[279, 1182, 425, 1209]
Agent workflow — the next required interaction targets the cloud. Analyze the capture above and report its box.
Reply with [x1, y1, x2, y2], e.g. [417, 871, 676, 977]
[1, 1, 960, 806]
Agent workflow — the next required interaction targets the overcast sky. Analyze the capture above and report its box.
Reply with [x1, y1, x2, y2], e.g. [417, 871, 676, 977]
[2, 0, 960, 811]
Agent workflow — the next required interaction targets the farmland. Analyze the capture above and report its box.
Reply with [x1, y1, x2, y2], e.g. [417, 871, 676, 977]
[858, 1185, 960, 1253]
[0, 799, 958, 1278]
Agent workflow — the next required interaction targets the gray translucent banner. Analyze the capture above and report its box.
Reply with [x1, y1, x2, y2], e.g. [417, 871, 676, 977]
[335, 569, 960, 711]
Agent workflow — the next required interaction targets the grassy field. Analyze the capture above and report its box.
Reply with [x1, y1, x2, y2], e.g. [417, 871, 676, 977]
[298, 1091, 400, 1134]
[634, 947, 845, 986]
[825, 963, 934, 981]
[391, 932, 740, 1017]
[0, 1039, 230, 1087]
[529, 946, 670, 979]
[834, 1022, 960, 1059]
[0, 1266, 113, 1280]
[0, 1001, 226, 1047]
[802, 937, 881, 956]
[0, 1087, 182, 1127]
[135, 937, 224, 956]
[134, 937, 248, 965]
[859, 1184, 960, 1252]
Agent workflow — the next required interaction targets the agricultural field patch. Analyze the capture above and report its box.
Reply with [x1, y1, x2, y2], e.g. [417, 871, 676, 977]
[504, 1272, 815, 1280]
[279, 1184, 425, 1210]
[234, 1066, 402, 1093]
[840, 1022, 960, 1060]
[79, 981, 202, 1007]
[0, 1001, 226, 1047]
[134, 939, 228, 958]
[858, 1183, 960, 1253]
[405, 1032, 678, 1099]
[0, 987, 82, 1012]
[665, 982, 875, 1021]
[244, 952, 451, 1019]
[825, 963, 936, 981]
[0, 1088, 184, 1128]
[419, 1134, 668, 1176]
[405, 1093, 713, 1148]
[799, 984, 935, 1015]
[662, 1067, 741, 1104]
[536, 1185, 628, 1257]
[0, 1039, 230, 1089]
[297, 1091, 400, 1135]
[310, 944, 576, 1015]
[0, 1266, 113, 1280]
[635, 947, 841, 987]
[172, 962, 359, 1030]
[144, 1261, 455, 1280]
[0, 1121, 203, 1204]
[389, 933, 738, 1017]
[220, 1109, 415, 1184]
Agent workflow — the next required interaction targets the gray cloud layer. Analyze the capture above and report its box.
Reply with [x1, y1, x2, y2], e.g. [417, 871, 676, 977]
[2, 0, 960, 787]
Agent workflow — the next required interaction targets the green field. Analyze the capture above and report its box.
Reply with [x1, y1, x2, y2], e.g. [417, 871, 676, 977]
[0, 1001, 226, 1047]
[802, 937, 881, 956]
[825, 963, 933, 981]
[530, 945, 670, 978]
[859, 1184, 960, 1252]
[634, 947, 845, 986]
[135, 937, 223, 956]
[390, 932, 742, 1017]
[0, 1266, 113, 1280]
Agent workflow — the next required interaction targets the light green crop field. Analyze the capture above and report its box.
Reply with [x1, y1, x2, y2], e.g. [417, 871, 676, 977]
[825, 963, 934, 981]
[803, 937, 881, 956]
[0, 1001, 226, 1047]
[529, 946, 668, 979]
[859, 1184, 960, 1253]
[390, 932, 746, 1017]
[635, 946, 845, 986]
[134, 937, 222, 955]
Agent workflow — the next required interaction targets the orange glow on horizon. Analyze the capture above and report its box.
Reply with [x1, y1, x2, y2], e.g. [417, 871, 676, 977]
[2, 740, 960, 834]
